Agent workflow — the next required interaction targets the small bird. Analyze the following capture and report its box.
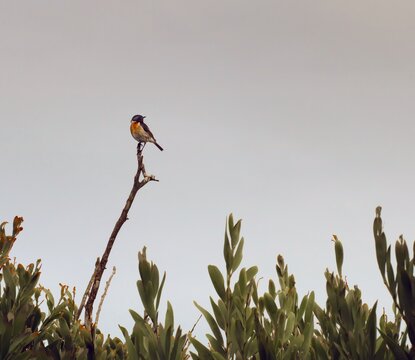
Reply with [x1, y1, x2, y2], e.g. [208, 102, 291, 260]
[130, 114, 164, 151]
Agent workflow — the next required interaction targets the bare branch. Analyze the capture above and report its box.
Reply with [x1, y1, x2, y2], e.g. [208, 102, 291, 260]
[95, 266, 116, 328]
[84, 146, 158, 331]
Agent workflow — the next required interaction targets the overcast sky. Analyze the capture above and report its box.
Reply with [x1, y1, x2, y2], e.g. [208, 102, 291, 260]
[1, 0, 415, 339]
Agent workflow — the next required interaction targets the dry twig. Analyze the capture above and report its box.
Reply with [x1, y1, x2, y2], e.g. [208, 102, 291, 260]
[83, 147, 158, 331]
[183, 314, 202, 353]
[95, 266, 116, 327]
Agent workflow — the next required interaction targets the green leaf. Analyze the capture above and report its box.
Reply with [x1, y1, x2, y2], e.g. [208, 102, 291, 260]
[138, 247, 151, 282]
[163, 325, 173, 359]
[194, 301, 223, 347]
[119, 326, 139, 360]
[233, 319, 244, 351]
[238, 268, 247, 296]
[333, 235, 343, 277]
[284, 312, 295, 341]
[396, 239, 406, 270]
[3, 265, 16, 301]
[206, 334, 225, 355]
[223, 231, 232, 273]
[165, 301, 174, 331]
[373, 208, 387, 279]
[232, 237, 244, 272]
[264, 293, 278, 317]
[398, 270, 414, 320]
[268, 280, 276, 298]
[230, 219, 241, 248]
[379, 328, 409, 360]
[386, 246, 396, 298]
[304, 291, 314, 322]
[246, 266, 258, 281]
[338, 297, 352, 331]
[228, 214, 235, 233]
[136, 280, 157, 324]
[375, 232, 387, 279]
[189, 337, 214, 360]
[366, 301, 377, 357]
[170, 327, 184, 360]
[208, 265, 226, 301]
[301, 317, 314, 354]
[210, 297, 225, 330]
[8, 332, 38, 355]
[297, 295, 308, 322]
[156, 271, 166, 310]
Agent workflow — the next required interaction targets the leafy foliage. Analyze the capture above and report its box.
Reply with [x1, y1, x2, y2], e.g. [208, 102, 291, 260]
[119, 247, 188, 360]
[1, 208, 415, 358]
[0, 217, 126, 359]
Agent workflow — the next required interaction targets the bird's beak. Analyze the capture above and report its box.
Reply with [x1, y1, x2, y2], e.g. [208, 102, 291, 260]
[143, 116, 146, 119]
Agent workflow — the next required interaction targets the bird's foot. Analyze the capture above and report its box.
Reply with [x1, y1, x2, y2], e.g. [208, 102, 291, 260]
[137, 142, 143, 154]
[136, 142, 147, 154]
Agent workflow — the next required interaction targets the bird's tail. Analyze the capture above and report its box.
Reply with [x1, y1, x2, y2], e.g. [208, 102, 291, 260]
[154, 142, 164, 151]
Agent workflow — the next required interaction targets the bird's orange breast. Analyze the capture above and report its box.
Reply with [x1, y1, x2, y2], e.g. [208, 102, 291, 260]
[130, 122, 150, 142]
[130, 121, 139, 134]
[130, 122, 140, 137]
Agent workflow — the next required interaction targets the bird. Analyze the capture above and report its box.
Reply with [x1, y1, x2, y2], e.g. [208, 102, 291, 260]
[130, 114, 164, 151]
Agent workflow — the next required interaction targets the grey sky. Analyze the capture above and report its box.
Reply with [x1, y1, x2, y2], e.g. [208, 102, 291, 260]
[1, 0, 415, 338]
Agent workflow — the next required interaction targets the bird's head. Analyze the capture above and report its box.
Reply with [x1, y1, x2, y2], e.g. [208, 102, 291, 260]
[131, 114, 146, 123]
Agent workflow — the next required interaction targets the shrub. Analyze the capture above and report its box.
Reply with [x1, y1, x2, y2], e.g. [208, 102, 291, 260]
[1, 208, 414, 359]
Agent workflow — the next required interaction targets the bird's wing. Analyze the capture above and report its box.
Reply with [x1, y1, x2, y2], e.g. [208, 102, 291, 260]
[141, 122, 156, 140]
